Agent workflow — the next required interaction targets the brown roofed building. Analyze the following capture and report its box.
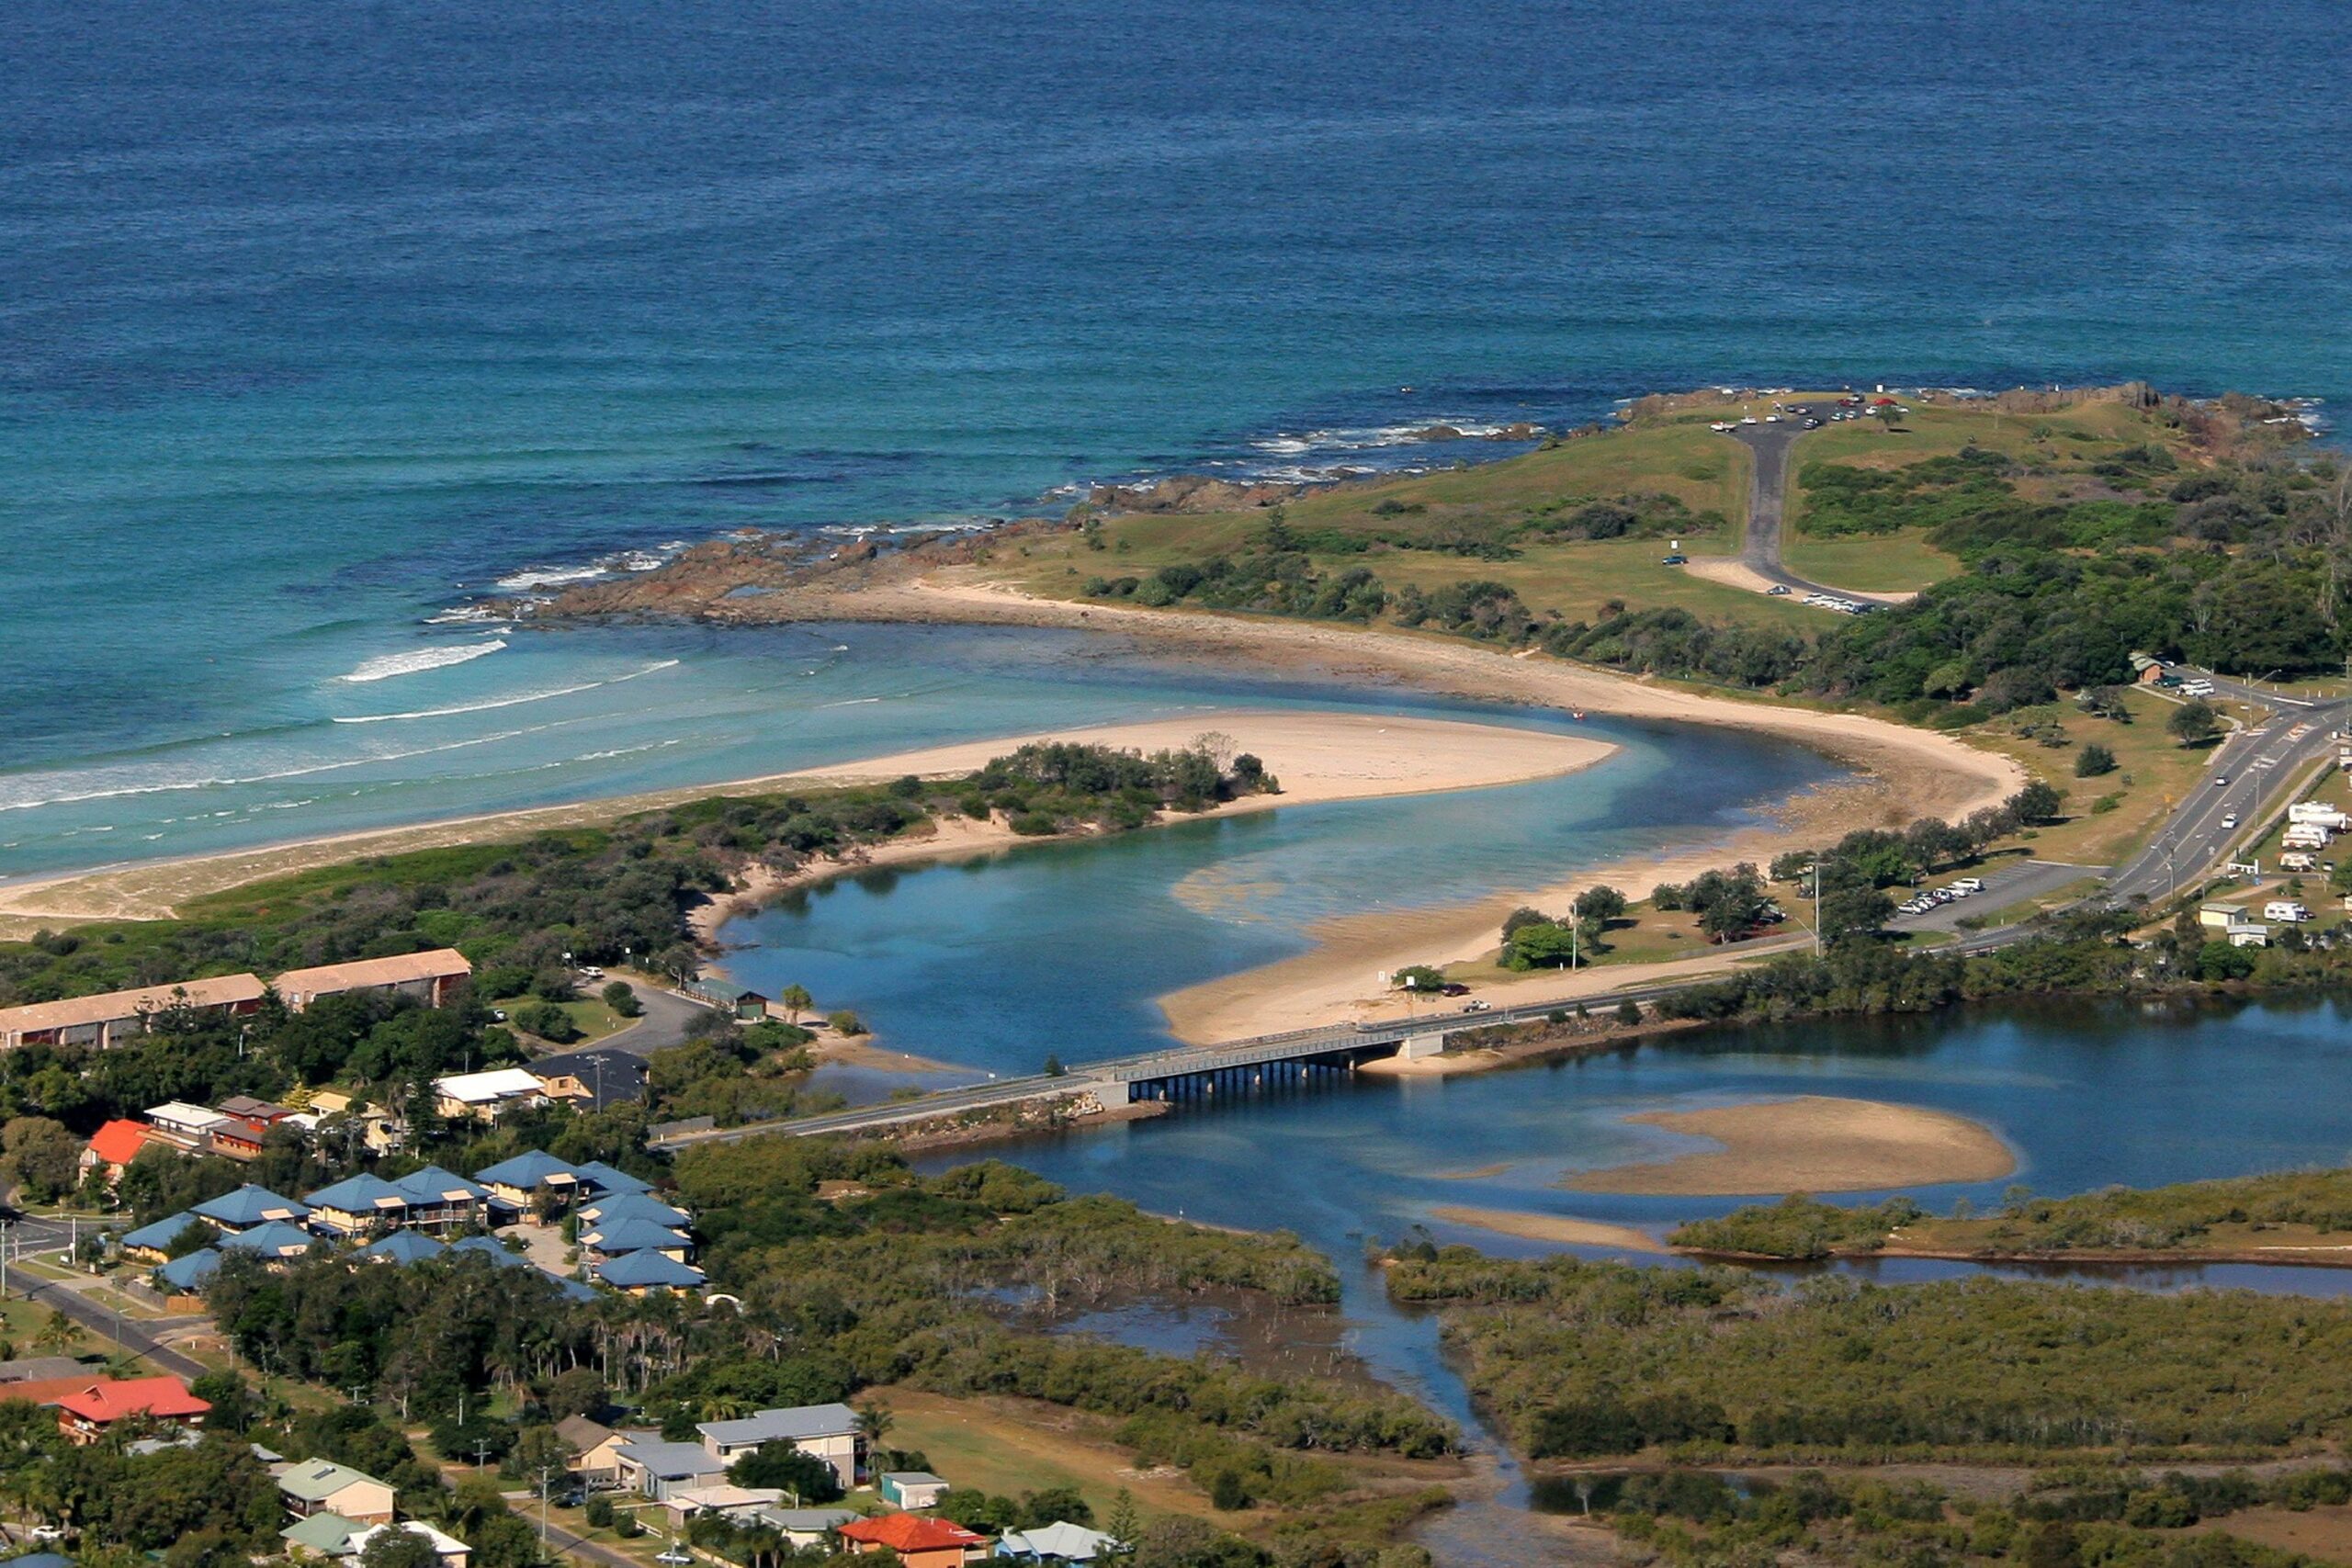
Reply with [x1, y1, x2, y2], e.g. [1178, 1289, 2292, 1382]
[0, 975, 267, 1051]
[274, 950, 472, 1011]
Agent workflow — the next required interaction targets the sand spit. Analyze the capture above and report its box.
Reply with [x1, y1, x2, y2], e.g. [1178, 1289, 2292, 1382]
[1561, 1095, 2018, 1196]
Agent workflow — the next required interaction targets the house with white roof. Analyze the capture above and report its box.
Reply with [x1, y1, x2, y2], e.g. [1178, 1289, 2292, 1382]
[432, 1067, 548, 1122]
[696, 1403, 861, 1490]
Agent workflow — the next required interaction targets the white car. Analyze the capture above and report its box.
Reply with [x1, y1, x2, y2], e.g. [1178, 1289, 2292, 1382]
[2221, 814, 2239, 829]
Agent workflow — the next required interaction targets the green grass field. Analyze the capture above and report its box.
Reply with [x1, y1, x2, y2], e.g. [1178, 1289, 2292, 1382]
[488, 991, 636, 1046]
[1781, 528, 1961, 593]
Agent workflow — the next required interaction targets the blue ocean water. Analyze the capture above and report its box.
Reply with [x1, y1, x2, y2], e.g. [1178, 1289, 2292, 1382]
[6, 1, 2352, 874]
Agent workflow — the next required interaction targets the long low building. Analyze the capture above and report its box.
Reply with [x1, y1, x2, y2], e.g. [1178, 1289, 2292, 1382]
[0, 975, 268, 1050]
[275, 950, 471, 1011]
[3, 947, 473, 1053]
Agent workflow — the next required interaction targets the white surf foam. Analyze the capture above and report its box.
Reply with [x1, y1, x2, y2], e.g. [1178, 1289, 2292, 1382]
[0, 724, 564, 815]
[334, 659, 679, 723]
[340, 639, 507, 683]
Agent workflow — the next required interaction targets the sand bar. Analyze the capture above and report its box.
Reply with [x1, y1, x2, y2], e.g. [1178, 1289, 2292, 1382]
[0, 710, 1611, 938]
[1428, 1205, 1668, 1255]
[1561, 1095, 2018, 1196]
[744, 578, 2024, 1040]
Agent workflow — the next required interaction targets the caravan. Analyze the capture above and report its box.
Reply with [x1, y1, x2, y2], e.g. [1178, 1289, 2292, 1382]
[2265, 900, 2312, 924]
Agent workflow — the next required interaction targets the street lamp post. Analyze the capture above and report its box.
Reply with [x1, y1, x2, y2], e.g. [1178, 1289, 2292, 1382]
[1806, 863, 1822, 955]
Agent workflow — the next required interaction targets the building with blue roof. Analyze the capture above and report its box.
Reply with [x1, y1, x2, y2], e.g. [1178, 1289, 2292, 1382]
[387, 1165, 490, 1231]
[576, 1191, 688, 1230]
[472, 1151, 582, 1218]
[302, 1173, 413, 1237]
[220, 1220, 317, 1261]
[594, 1249, 705, 1295]
[363, 1230, 446, 1264]
[192, 1183, 311, 1232]
[570, 1160, 651, 1198]
[581, 1218, 690, 1260]
[121, 1211, 207, 1262]
[156, 1248, 221, 1292]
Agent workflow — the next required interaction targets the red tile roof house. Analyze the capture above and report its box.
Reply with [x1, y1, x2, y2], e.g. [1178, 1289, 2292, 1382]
[79, 1119, 151, 1184]
[835, 1515, 988, 1568]
[53, 1377, 211, 1445]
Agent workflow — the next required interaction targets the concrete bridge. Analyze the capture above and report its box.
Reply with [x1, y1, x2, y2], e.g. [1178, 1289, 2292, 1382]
[648, 993, 1659, 1150]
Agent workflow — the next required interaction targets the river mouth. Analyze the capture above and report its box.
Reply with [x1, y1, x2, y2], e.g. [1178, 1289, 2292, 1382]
[708, 691, 2352, 1546]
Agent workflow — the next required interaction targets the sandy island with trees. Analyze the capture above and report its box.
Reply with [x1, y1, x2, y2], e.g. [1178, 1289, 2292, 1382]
[0, 710, 1611, 940]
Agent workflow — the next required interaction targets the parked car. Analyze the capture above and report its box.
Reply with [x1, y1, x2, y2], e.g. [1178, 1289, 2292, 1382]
[1768, 583, 1791, 595]
[1461, 1000, 1492, 1013]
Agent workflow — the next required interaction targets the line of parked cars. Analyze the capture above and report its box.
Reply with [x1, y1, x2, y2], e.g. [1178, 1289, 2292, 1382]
[1898, 877, 1984, 917]
[1802, 591, 1875, 615]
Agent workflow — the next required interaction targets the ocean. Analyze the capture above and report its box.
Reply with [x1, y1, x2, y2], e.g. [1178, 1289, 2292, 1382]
[6, 0, 2352, 875]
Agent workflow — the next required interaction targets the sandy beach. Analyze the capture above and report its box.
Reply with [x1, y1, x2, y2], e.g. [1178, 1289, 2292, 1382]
[678, 574, 2023, 1041]
[1561, 1095, 2018, 1196]
[1427, 1205, 1668, 1254]
[0, 710, 1611, 941]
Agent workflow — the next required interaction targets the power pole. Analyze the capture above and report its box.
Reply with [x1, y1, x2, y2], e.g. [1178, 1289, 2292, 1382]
[474, 1438, 492, 1471]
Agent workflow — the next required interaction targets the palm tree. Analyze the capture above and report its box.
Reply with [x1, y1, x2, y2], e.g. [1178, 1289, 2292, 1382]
[778, 985, 812, 1026]
[854, 1402, 893, 1457]
[31, 1312, 77, 1358]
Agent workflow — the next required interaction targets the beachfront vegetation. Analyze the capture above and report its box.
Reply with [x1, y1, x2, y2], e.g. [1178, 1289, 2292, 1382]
[1588, 1460, 2344, 1568]
[1387, 1246, 2352, 1461]
[1666, 1193, 1928, 1259]
[1679, 1168, 2352, 1260]
[0, 738, 1289, 1164]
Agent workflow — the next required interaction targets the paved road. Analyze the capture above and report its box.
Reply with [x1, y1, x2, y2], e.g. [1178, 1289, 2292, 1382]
[5, 1269, 207, 1381]
[2108, 705, 2349, 904]
[1722, 412, 1900, 603]
[597, 983, 708, 1058]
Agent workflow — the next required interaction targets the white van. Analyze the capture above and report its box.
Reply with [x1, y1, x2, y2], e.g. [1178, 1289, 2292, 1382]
[1948, 877, 1985, 895]
[2265, 899, 2312, 923]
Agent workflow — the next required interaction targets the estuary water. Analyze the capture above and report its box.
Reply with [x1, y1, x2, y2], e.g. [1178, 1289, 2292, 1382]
[10, 2, 2352, 873]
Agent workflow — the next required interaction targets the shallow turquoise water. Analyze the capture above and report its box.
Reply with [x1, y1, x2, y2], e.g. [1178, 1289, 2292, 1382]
[723, 709, 1839, 1077]
[9, 1, 2351, 868]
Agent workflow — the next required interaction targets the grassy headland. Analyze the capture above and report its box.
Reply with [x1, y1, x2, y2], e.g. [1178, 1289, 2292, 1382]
[530, 381, 2326, 898]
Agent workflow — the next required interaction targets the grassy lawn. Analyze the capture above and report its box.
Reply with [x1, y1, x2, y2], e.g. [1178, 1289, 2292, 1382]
[873, 1386, 1222, 1526]
[0, 1295, 111, 1359]
[1781, 528, 1959, 592]
[1000, 525, 1821, 635]
[1964, 687, 2219, 867]
[1442, 904, 1773, 984]
[489, 992, 635, 1047]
